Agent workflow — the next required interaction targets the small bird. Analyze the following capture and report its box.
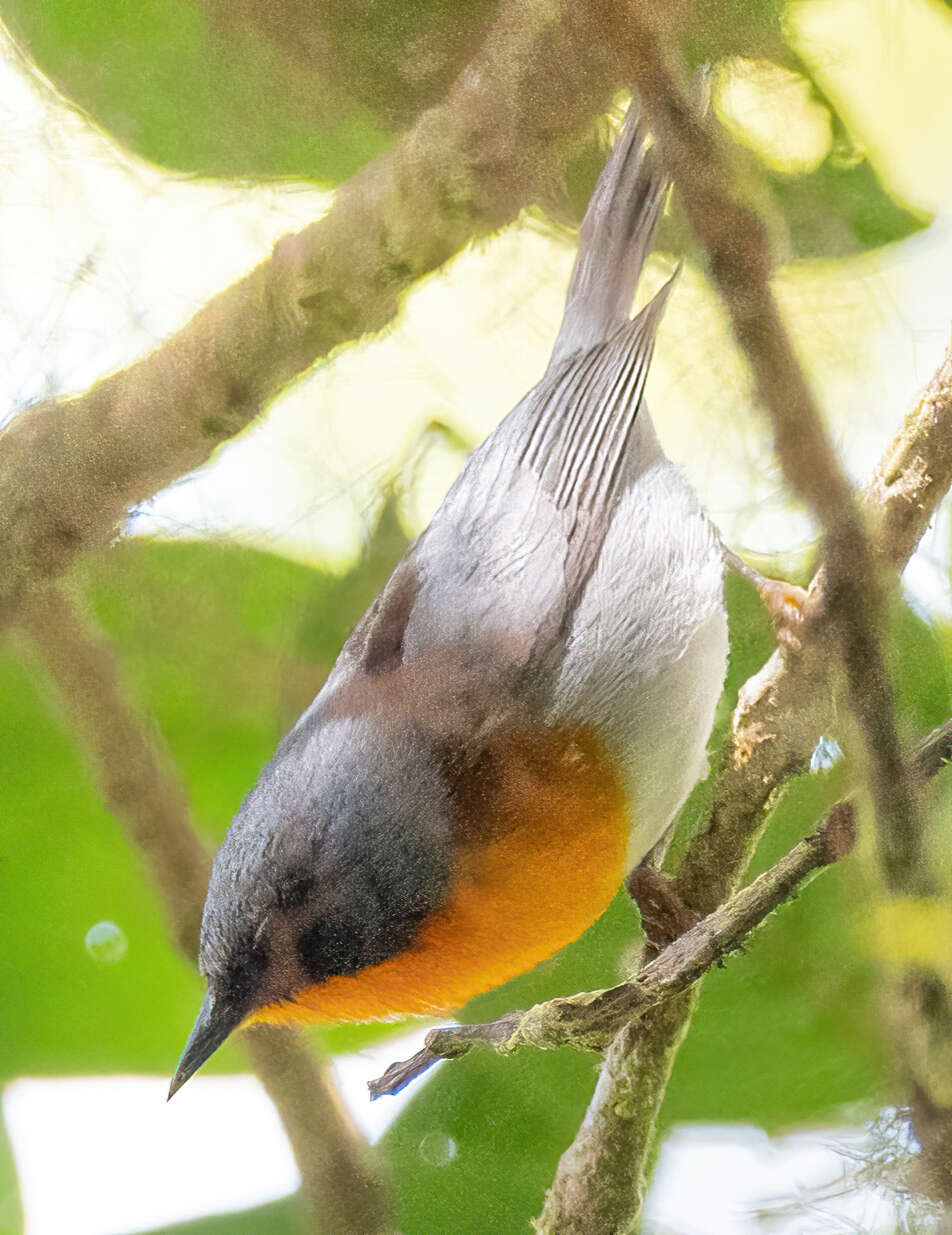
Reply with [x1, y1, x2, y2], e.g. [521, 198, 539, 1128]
[169, 105, 729, 1098]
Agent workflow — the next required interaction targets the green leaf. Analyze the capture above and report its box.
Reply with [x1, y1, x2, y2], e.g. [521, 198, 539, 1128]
[2, 0, 389, 183]
[765, 156, 929, 257]
[0, 635, 202, 1078]
[682, 0, 791, 67]
[0, 1117, 22, 1235]
[4, 0, 931, 264]
[198, 0, 499, 129]
[653, 135, 929, 266]
[1, 0, 496, 182]
[127, 1196, 303, 1234]
[1, 514, 408, 1081]
[895, 601, 952, 735]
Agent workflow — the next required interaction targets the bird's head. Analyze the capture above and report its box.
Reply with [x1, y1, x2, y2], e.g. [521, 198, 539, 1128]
[168, 713, 452, 1098]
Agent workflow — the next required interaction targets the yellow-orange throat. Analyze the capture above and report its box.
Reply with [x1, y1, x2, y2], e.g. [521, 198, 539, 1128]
[252, 728, 628, 1025]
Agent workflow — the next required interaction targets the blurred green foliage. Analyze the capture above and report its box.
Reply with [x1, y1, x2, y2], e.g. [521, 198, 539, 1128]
[765, 156, 927, 256]
[1, 0, 928, 256]
[145, 1198, 299, 1234]
[0, 4, 946, 1229]
[2, 521, 949, 1233]
[0, 1121, 21, 1235]
[1, 0, 390, 182]
[0, 506, 410, 1083]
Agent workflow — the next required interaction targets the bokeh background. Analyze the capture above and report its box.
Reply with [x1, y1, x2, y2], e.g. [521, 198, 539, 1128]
[2, 0, 952, 1231]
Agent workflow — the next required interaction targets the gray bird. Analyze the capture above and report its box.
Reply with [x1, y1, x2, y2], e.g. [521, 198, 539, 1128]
[170, 105, 728, 1098]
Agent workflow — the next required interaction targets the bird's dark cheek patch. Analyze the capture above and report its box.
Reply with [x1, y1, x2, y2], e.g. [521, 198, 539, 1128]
[296, 897, 432, 985]
[297, 917, 365, 980]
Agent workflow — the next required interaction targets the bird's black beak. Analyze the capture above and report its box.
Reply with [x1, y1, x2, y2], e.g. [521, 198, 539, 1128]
[168, 992, 244, 1100]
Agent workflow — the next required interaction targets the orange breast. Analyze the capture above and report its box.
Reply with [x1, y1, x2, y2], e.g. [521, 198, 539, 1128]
[251, 728, 628, 1025]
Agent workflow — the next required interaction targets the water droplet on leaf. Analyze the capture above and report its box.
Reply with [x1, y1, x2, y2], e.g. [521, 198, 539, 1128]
[419, 1131, 457, 1166]
[85, 920, 127, 965]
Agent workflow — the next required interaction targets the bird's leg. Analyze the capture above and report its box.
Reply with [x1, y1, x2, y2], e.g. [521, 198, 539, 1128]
[626, 863, 700, 960]
[723, 547, 808, 651]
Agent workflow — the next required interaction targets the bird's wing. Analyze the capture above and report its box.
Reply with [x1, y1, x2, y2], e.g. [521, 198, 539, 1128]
[343, 553, 421, 677]
[411, 104, 673, 637]
[517, 100, 671, 522]
[515, 274, 674, 521]
[332, 105, 673, 700]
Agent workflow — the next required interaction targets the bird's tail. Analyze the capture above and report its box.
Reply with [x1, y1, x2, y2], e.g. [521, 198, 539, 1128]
[547, 103, 668, 374]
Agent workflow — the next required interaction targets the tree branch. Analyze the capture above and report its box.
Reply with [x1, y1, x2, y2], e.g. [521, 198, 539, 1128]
[0, 0, 631, 625]
[588, 663, 951, 1231]
[391, 712, 952, 1104]
[241, 1025, 390, 1233]
[864, 342, 952, 572]
[531, 9, 952, 1225]
[370, 710, 952, 1101]
[610, 4, 926, 900]
[534, 361, 952, 1234]
[17, 585, 391, 1235]
[370, 801, 857, 1098]
[8, 2, 952, 1224]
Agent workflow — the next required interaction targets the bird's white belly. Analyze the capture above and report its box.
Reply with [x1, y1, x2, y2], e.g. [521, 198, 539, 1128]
[612, 609, 728, 865]
[549, 461, 729, 866]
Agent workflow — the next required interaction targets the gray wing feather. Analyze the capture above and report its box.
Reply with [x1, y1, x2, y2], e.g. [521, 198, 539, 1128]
[340, 105, 674, 691]
[518, 272, 675, 516]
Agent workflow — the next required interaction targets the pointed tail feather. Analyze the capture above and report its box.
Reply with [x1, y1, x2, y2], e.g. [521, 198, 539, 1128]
[547, 104, 668, 373]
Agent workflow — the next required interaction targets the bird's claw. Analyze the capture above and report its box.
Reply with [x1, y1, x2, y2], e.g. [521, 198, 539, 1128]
[758, 577, 808, 652]
[723, 548, 808, 652]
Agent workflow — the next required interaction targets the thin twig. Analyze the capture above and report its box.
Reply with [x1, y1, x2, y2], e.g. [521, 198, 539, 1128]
[911, 719, 952, 781]
[373, 718, 952, 1099]
[864, 344, 952, 573]
[241, 1026, 391, 1233]
[676, 337, 952, 916]
[370, 802, 856, 1098]
[612, 7, 926, 899]
[18, 587, 211, 956]
[18, 585, 392, 1235]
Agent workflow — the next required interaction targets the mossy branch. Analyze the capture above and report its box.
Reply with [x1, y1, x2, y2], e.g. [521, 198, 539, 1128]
[0, 0, 627, 624]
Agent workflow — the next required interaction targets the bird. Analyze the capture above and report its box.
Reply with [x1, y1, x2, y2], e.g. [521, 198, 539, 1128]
[168, 104, 729, 1099]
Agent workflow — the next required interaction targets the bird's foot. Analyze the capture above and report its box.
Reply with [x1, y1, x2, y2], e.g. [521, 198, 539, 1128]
[724, 548, 808, 652]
